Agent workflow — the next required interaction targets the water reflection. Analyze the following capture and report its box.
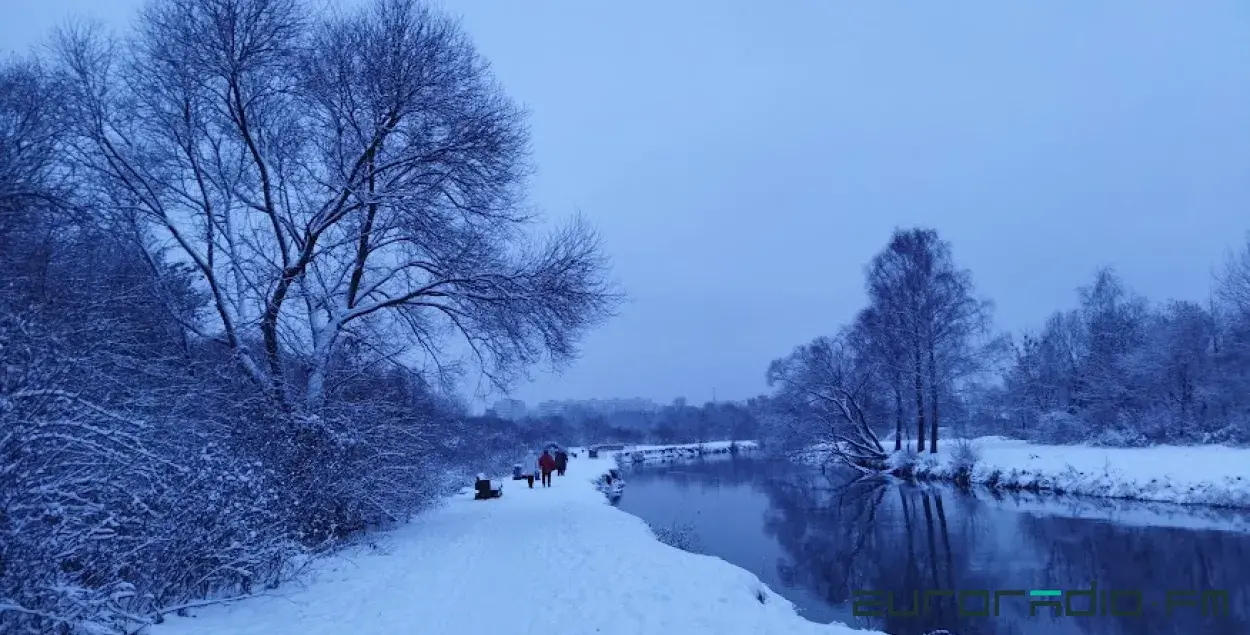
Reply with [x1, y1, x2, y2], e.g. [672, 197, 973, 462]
[616, 457, 1250, 635]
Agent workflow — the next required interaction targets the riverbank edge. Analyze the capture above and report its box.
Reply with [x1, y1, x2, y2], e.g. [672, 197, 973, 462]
[907, 465, 1250, 511]
[615, 439, 761, 465]
[794, 439, 1250, 510]
[143, 441, 881, 635]
[591, 441, 881, 634]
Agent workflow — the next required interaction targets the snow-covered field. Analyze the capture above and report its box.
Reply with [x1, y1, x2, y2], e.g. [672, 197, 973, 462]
[148, 449, 879, 635]
[804, 436, 1250, 508]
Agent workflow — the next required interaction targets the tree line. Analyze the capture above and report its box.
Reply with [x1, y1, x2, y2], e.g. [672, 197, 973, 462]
[764, 227, 1250, 471]
[486, 397, 765, 448]
[0, 0, 617, 632]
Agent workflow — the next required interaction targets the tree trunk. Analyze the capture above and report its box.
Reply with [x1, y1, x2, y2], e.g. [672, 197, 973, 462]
[928, 345, 939, 454]
[306, 360, 328, 413]
[914, 350, 926, 453]
[893, 384, 903, 451]
[261, 310, 288, 408]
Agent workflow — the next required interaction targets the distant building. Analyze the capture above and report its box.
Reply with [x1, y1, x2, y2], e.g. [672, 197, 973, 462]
[535, 401, 564, 418]
[491, 398, 527, 421]
[533, 398, 659, 419]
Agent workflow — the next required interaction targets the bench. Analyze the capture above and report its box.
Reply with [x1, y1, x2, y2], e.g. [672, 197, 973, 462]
[474, 477, 503, 500]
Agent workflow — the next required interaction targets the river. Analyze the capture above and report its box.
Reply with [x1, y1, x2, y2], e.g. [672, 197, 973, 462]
[612, 454, 1250, 635]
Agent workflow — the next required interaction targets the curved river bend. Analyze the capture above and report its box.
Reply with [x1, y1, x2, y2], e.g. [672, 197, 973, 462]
[613, 455, 1250, 635]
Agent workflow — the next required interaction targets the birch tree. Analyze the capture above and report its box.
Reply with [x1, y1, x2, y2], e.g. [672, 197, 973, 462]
[863, 228, 994, 453]
[1213, 234, 1250, 429]
[850, 306, 908, 450]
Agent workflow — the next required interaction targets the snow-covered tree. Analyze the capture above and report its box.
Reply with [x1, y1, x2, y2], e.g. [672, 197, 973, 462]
[766, 333, 889, 472]
[56, 0, 619, 413]
[1, 2, 582, 631]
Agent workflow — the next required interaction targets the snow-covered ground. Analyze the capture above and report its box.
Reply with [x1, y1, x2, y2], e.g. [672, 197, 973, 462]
[962, 487, 1250, 533]
[148, 449, 880, 635]
[804, 436, 1250, 508]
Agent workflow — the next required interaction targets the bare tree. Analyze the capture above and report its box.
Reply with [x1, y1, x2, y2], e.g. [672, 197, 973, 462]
[865, 230, 932, 453]
[1212, 236, 1250, 433]
[766, 333, 888, 473]
[56, 0, 620, 412]
[999, 262, 1250, 446]
[863, 228, 995, 453]
[1216, 232, 1250, 315]
[850, 306, 908, 450]
[923, 254, 999, 451]
[0, 57, 71, 266]
[1072, 267, 1149, 429]
[3, 9, 569, 629]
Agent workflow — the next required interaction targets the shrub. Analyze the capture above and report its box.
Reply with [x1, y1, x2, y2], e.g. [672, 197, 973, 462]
[887, 446, 922, 477]
[949, 438, 981, 486]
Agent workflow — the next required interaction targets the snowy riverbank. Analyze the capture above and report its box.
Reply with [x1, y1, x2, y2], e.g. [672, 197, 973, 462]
[959, 486, 1250, 533]
[147, 448, 880, 635]
[801, 436, 1250, 508]
[618, 439, 759, 464]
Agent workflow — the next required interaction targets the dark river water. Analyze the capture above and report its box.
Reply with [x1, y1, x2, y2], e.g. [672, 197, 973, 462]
[613, 455, 1250, 635]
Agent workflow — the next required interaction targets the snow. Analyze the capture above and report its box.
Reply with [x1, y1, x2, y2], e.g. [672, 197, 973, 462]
[147, 450, 881, 635]
[960, 487, 1250, 533]
[624, 440, 759, 452]
[618, 440, 760, 464]
[804, 436, 1250, 508]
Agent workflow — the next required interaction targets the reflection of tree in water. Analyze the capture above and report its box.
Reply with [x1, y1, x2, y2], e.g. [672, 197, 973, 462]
[762, 475, 1010, 635]
[758, 469, 1246, 635]
[1016, 510, 1250, 635]
[633, 458, 1250, 635]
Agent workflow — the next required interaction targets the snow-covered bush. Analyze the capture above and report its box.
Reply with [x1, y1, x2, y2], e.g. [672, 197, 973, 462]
[948, 439, 981, 485]
[949, 438, 980, 467]
[0, 307, 301, 632]
[0, 311, 529, 635]
[1203, 418, 1250, 446]
[886, 446, 922, 476]
[1089, 426, 1151, 448]
[594, 469, 626, 499]
[0, 169, 533, 635]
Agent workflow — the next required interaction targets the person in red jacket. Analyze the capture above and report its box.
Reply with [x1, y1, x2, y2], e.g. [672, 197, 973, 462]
[538, 449, 557, 487]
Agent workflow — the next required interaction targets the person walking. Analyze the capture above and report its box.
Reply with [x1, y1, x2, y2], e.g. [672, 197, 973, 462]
[538, 449, 557, 487]
[555, 448, 568, 476]
[524, 450, 539, 488]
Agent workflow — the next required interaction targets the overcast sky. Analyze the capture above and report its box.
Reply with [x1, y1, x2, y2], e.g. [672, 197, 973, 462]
[5, 0, 1250, 408]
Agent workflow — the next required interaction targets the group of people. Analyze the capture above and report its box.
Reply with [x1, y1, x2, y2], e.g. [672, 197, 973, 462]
[534, 447, 569, 487]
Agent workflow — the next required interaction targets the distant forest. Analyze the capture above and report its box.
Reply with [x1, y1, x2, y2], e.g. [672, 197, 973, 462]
[478, 397, 767, 449]
[499, 225, 1250, 456]
[764, 227, 1250, 469]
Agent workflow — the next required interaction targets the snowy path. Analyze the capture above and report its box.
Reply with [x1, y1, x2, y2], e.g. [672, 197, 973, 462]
[150, 454, 881, 635]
